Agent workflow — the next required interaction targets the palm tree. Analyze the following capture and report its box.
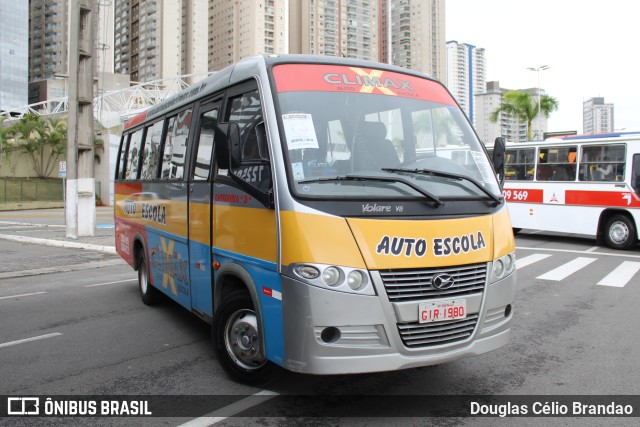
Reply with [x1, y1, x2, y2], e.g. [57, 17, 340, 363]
[490, 90, 559, 141]
[7, 114, 67, 178]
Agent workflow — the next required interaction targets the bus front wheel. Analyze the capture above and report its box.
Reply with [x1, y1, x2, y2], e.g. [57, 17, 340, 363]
[604, 215, 637, 250]
[212, 291, 279, 384]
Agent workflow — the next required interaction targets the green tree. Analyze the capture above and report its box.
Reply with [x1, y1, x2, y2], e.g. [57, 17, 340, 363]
[7, 114, 67, 178]
[490, 90, 559, 141]
[1, 116, 9, 166]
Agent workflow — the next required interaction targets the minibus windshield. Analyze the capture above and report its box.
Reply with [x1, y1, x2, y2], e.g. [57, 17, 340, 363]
[273, 64, 500, 200]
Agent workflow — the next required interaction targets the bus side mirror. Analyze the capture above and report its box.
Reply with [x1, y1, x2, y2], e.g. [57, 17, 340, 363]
[228, 123, 242, 169]
[492, 137, 506, 187]
[255, 121, 269, 161]
[214, 123, 230, 169]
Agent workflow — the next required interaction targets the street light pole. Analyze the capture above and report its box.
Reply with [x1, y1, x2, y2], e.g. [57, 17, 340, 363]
[527, 65, 550, 140]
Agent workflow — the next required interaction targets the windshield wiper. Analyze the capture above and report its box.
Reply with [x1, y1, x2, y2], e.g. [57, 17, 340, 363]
[298, 174, 443, 207]
[382, 167, 502, 206]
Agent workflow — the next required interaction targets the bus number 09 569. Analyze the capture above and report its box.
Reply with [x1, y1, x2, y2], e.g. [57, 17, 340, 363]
[504, 189, 529, 201]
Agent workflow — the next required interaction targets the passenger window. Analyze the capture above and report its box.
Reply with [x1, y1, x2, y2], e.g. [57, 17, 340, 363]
[579, 144, 626, 182]
[505, 148, 535, 180]
[536, 146, 576, 181]
[161, 109, 192, 180]
[116, 134, 130, 180]
[125, 129, 144, 180]
[140, 120, 164, 180]
[193, 109, 218, 181]
[227, 90, 271, 193]
[632, 154, 640, 193]
[327, 119, 350, 163]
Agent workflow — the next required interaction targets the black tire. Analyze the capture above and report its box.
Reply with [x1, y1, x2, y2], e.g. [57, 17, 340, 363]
[604, 214, 637, 250]
[212, 291, 279, 384]
[138, 252, 161, 305]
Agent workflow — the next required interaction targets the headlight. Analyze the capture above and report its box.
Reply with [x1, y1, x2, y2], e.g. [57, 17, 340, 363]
[491, 252, 516, 282]
[493, 259, 504, 277]
[290, 263, 375, 295]
[295, 265, 320, 279]
[322, 266, 342, 287]
[504, 253, 514, 271]
[347, 270, 367, 290]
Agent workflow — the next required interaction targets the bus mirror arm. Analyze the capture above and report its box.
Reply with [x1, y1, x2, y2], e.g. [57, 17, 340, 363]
[492, 137, 506, 188]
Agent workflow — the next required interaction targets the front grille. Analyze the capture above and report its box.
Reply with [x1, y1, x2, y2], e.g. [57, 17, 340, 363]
[379, 263, 487, 302]
[398, 314, 479, 348]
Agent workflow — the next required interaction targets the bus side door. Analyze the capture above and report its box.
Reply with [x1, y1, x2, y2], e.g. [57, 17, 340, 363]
[188, 99, 222, 319]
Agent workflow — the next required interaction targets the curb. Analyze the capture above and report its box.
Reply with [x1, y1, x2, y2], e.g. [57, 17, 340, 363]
[0, 233, 117, 255]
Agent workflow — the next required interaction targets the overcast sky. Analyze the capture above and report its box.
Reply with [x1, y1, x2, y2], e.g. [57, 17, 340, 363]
[445, 0, 640, 134]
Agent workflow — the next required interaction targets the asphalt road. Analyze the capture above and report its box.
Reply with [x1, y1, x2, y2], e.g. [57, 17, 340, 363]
[1, 232, 639, 426]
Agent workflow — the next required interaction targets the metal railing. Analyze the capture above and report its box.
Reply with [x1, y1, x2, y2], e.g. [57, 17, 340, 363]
[0, 178, 64, 203]
[0, 178, 103, 204]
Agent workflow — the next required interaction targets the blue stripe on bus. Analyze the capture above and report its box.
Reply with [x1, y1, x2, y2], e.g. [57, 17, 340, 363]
[144, 225, 189, 245]
[213, 247, 284, 367]
[145, 230, 191, 310]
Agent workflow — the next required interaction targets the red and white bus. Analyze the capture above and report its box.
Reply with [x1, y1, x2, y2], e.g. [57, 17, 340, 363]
[492, 132, 640, 249]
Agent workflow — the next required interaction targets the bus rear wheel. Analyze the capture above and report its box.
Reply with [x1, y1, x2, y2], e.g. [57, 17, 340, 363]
[138, 252, 161, 305]
[604, 214, 637, 250]
[212, 291, 279, 384]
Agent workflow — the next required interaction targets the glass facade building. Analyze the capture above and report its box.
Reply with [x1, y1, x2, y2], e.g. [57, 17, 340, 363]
[0, 0, 28, 112]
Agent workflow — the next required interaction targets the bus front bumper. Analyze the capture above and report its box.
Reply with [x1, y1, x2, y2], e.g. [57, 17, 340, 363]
[280, 271, 515, 375]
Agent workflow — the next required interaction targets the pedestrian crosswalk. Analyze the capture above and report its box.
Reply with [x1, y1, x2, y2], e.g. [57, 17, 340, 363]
[516, 252, 640, 288]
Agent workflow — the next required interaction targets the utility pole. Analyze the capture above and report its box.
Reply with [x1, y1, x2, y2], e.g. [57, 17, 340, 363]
[66, 0, 96, 238]
[527, 65, 550, 140]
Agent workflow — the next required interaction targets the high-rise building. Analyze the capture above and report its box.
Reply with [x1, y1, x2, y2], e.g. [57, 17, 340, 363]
[446, 41, 485, 126]
[0, 0, 28, 112]
[583, 97, 614, 134]
[380, 0, 446, 81]
[29, 0, 68, 82]
[29, 1, 110, 79]
[289, 0, 378, 60]
[209, 0, 288, 71]
[114, 0, 208, 83]
[28, 0, 114, 104]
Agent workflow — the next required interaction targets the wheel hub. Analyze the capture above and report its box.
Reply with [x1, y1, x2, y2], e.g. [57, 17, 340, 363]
[225, 309, 265, 370]
[609, 221, 629, 244]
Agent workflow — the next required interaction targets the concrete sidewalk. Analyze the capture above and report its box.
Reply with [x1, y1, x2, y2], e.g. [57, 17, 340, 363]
[0, 207, 116, 254]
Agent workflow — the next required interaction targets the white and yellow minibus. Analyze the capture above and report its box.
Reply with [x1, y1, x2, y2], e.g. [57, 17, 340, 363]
[114, 55, 515, 383]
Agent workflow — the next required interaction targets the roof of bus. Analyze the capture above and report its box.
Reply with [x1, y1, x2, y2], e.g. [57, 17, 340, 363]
[551, 131, 640, 141]
[123, 54, 441, 131]
[484, 131, 640, 148]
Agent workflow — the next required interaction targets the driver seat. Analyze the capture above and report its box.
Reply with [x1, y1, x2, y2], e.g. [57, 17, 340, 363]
[351, 122, 400, 171]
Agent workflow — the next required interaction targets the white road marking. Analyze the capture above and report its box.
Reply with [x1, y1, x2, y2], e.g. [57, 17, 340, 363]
[537, 257, 597, 281]
[0, 291, 47, 301]
[518, 246, 640, 259]
[85, 279, 137, 288]
[0, 259, 125, 280]
[176, 390, 279, 427]
[516, 253, 552, 269]
[597, 261, 640, 288]
[0, 333, 63, 349]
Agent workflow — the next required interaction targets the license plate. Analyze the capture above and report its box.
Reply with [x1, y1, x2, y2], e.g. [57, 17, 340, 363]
[419, 299, 466, 323]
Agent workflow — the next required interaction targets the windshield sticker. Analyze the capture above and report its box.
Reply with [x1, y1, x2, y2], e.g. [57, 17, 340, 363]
[471, 151, 495, 183]
[273, 64, 457, 105]
[376, 231, 486, 258]
[292, 162, 305, 180]
[283, 113, 319, 150]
